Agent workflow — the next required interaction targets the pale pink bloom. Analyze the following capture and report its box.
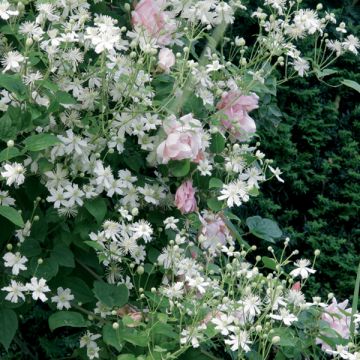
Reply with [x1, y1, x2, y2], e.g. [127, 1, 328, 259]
[317, 298, 352, 350]
[216, 90, 259, 139]
[292, 281, 301, 292]
[132, 0, 173, 45]
[199, 213, 230, 253]
[157, 114, 205, 164]
[158, 48, 175, 73]
[175, 180, 197, 214]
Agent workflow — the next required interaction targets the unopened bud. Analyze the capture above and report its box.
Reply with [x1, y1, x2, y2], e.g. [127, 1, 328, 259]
[7, 140, 14, 148]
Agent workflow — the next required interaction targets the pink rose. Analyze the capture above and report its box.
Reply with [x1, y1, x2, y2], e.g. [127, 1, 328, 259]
[216, 90, 259, 139]
[175, 180, 197, 214]
[317, 298, 351, 350]
[131, 0, 174, 45]
[158, 48, 175, 73]
[199, 213, 231, 253]
[291, 281, 301, 292]
[157, 114, 205, 164]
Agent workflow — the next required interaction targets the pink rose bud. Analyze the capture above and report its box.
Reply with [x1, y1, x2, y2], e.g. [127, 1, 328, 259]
[131, 0, 174, 45]
[156, 114, 205, 164]
[216, 90, 259, 139]
[158, 48, 175, 73]
[291, 281, 301, 292]
[175, 180, 197, 214]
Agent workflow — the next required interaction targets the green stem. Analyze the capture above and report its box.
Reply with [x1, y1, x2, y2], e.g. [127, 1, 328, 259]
[350, 260, 360, 337]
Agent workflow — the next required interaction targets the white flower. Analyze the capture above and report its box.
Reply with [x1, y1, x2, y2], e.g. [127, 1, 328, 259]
[270, 308, 298, 326]
[240, 294, 261, 320]
[94, 301, 111, 318]
[186, 276, 209, 294]
[212, 313, 235, 335]
[80, 331, 101, 348]
[1, 162, 26, 186]
[268, 165, 284, 183]
[3, 252, 28, 275]
[58, 129, 88, 156]
[130, 220, 153, 243]
[87, 343, 100, 360]
[1, 51, 24, 73]
[218, 180, 249, 208]
[343, 35, 360, 55]
[206, 60, 224, 73]
[164, 216, 179, 230]
[46, 187, 69, 209]
[0, 1, 18, 20]
[0, 190, 15, 206]
[162, 282, 184, 299]
[26, 277, 50, 302]
[326, 345, 352, 359]
[2, 280, 26, 303]
[180, 324, 206, 348]
[290, 259, 316, 279]
[292, 58, 310, 77]
[63, 184, 84, 207]
[224, 329, 251, 352]
[51, 287, 74, 310]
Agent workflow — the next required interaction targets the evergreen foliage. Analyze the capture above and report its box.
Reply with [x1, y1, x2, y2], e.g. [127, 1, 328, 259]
[252, 0, 360, 299]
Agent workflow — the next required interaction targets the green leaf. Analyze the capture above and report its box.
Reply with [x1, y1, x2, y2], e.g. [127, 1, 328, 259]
[0, 113, 15, 141]
[0, 74, 27, 96]
[209, 133, 226, 153]
[342, 79, 360, 93]
[117, 355, 137, 360]
[51, 244, 75, 267]
[246, 216, 282, 243]
[103, 324, 123, 352]
[0, 148, 21, 163]
[32, 258, 59, 280]
[316, 68, 338, 78]
[222, 216, 250, 249]
[0, 206, 24, 227]
[118, 329, 148, 347]
[270, 328, 296, 347]
[61, 277, 94, 304]
[93, 281, 129, 308]
[207, 198, 223, 212]
[55, 91, 77, 105]
[84, 198, 107, 224]
[262, 256, 277, 270]
[23, 133, 61, 152]
[0, 309, 18, 351]
[209, 177, 223, 189]
[48, 311, 87, 331]
[84, 240, 105, 251]
[168, 159, 190, 177]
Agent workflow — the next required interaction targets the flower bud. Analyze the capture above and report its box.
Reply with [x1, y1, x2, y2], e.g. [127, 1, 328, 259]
[7, 140, 14, 148]
[112, 322, 119, 330]
[314, 249, 320, 256]
[137, 266, 144, 275]
[272, 336, 281, 344]
[25, 38, 33, 47]
[6, 244, 12, 251]
[37, 258, 43, 265]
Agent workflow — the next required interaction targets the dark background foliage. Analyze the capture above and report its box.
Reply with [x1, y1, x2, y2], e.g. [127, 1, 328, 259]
[244, 0, 360, 299]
